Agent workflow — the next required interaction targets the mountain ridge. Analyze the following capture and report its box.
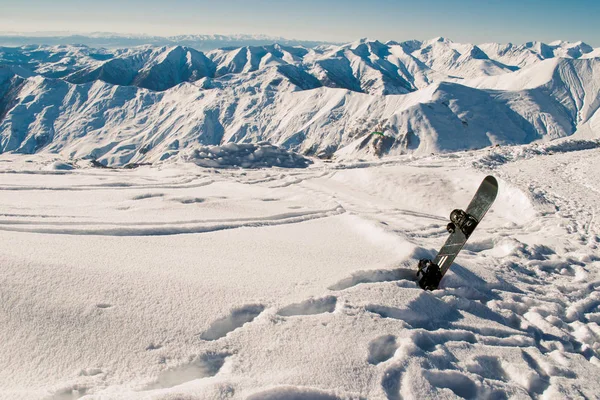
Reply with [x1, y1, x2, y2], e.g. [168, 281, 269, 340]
[0, 32, 336, 51]
[0, 38, 599, 166]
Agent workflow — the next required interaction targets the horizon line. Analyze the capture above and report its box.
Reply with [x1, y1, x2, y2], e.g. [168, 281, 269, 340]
[0, 30, 594, 48]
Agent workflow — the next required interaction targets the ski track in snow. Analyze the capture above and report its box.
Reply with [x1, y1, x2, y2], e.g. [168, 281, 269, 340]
[1, 142, 600, 399]
[0, 206, 346, 236]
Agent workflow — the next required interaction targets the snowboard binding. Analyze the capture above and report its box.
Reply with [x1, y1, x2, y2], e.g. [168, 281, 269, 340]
[446, 209, 478, 238]
[416, 259, 442, 291]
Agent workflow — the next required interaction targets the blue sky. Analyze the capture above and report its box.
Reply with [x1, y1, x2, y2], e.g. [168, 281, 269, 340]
[1, 0, 598, 45]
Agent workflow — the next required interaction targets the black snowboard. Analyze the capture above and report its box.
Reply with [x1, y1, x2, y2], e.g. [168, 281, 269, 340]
[417, 175, 498, 290]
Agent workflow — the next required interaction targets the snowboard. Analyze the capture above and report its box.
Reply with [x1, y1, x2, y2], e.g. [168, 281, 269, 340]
[417, 175, 498, 290]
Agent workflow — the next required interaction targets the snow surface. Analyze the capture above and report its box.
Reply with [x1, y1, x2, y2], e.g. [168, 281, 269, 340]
[1, 36, 600, 398]
[1, 138, 600, 399]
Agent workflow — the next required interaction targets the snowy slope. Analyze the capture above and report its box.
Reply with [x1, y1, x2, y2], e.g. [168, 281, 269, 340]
[0, 75, 540, 163]
[478, 40, 596, 69]
[463, 58, 600, 139]
[66, 46, 216, 91]
[1, 58, 599, 165]
[0, 38, 599, 165]
[411, 37, 514, 78]
[1, 140, 600, 399]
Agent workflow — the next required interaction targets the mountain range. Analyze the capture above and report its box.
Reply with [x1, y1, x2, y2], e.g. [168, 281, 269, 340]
[0, 37, 599, 166]
[0, 32, 333, 51]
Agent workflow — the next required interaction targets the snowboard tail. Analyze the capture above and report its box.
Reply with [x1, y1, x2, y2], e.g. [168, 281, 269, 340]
[417, 175, 498, 290]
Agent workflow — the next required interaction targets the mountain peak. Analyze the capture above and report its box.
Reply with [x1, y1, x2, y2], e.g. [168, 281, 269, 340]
[431, 36, 451, 44]
[350, 38, 371, 47]
[1, 38, 600, 165]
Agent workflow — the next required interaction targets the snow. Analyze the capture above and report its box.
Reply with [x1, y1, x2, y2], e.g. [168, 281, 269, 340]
[1, 138, 600, 399]
[1, 35, 600, 398]
[2, 39, 600, 165]
[184, 142, 312, 169]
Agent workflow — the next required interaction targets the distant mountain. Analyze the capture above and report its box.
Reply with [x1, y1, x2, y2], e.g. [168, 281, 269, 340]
[0, 38, 599, 165]
[2, 37, 596, 93]
[478, 40, 595, 68]
[0, 32, 334, 51]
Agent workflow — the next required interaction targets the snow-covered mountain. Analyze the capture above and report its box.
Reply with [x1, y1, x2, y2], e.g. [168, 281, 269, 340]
[479, 40, 596, 68]
[0, 38, 599, 166]
[0, 32, 333, 51]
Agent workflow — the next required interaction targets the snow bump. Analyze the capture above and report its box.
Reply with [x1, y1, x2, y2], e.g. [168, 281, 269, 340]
[186, 143, 312, 169]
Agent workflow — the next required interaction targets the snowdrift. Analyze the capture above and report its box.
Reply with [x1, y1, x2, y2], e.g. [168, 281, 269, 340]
[184, 143, 311, 168]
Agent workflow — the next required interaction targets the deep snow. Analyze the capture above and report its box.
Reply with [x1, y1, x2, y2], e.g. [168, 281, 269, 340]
[1, 138, 600, 399]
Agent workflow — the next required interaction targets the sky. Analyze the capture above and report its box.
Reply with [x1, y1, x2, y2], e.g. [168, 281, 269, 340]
[0, 0, 599, 45]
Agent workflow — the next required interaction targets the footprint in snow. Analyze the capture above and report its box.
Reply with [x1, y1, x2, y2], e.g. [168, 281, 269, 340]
[465, 355, 508, 381]
[200, 304, 265, 341]
[366, 292, 462, 330]
[149, 352, 229, 389]
[424, 370, 481, 399]
[409, 329, 476, 352]
[171, 197, 205, 204]
[519, 350, 551, 395]
[277, 296, 337, 317]
[368, 335, 398, 365]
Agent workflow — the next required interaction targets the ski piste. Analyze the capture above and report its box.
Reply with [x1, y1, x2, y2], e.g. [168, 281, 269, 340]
[417, 175, 499, 290]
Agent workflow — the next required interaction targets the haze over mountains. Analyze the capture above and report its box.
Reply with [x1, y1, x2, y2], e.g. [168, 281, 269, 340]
[0, 36, 599, 166]
[0, 32, 332, 51]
